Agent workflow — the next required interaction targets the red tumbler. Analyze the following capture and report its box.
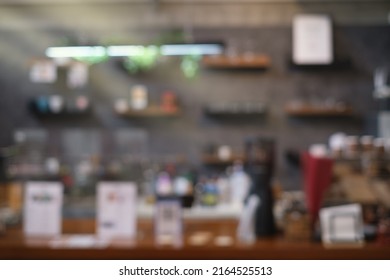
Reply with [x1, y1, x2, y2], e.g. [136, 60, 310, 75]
[302, 152, 333, 225]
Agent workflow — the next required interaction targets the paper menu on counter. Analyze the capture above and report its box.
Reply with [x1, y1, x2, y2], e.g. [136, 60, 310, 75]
[23, 182, 63, 237]
[320, 204, 364, 245]
[97, 182, 137, 240]
[154, 199, 183, 247]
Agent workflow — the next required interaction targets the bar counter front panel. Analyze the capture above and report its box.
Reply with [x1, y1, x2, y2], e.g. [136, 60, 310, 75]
[1, 219, 389, 260]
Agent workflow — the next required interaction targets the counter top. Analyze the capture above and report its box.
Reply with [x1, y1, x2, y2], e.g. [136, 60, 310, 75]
[137, 201, 242, 219]
[63, 198, 243, 220]
[0, 219, 389, 260]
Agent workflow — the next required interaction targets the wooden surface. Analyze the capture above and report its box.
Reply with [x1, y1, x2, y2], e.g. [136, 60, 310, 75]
[201, 155, 271, 166]
[0, 219, 389, 260]
[116, 106, 180, 117]
[202, 55, 271, 69]
[201, 154, 246, 165]
[285, 105, 354, 117]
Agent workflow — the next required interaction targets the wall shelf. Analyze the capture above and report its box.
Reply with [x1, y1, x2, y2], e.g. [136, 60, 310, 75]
[285, 105, 354, 117]
[202, 154, 246, 165]
[116, 106, 180, 117]
[201, 54, 271, 70]
[288, 57, 352, 71]
[201, 154, 270, 166]
[204, 102, 267, 117]
[29, 98, 91, 118]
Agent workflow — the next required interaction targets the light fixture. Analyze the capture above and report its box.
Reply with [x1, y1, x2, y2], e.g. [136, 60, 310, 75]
[107, 45, 147, 57]
[160, 44, 223, 56]
[45, 43, 223, 58]
[45, 46, 106, 58]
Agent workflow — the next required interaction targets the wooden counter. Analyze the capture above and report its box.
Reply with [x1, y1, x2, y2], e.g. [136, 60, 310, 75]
[0, 219, 389, 260]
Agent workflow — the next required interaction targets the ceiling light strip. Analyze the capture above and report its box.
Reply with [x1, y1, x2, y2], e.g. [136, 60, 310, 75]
[46, 44, 223, 58]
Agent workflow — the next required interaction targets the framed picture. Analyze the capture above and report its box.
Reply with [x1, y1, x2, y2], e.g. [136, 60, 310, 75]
[293, 14, 333, 65]
[320, 204, 364, 245]
[329, 213, 361, 243]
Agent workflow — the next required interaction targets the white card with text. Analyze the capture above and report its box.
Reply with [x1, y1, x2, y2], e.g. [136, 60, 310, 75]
[320, 203, 364, 244]
[293, 14, 333, 65]
[97, 182, 137, 240]
[23, 181, 63, 237]
[154, 199, 183, 247]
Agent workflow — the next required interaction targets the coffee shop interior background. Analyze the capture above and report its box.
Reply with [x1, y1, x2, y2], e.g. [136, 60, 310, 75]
[1, 1, 389, 188]
[0, 0, 390, 255]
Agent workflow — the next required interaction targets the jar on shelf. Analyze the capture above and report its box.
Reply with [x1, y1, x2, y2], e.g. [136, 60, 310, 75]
[161, 91, 178, 113]
[130, 85, 148, 110]
[373, 138, 386, 158]
[344, 136, 360, 159]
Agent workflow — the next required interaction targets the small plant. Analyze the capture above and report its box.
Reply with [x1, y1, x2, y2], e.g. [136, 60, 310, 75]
[123, 45, 160, 74]
[181, 54, 201, 79]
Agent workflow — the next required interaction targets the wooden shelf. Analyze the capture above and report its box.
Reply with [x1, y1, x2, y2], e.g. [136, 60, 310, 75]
[285, 105, 354, 117]
[202, 154, 272, 166]
[204, 103, 267, 117]
[116, 106, 180, 117]
[202, 54, 271, 70]
[31, 110, 91, 117]
[202, 154, 245, 165]
[29, 97, 91, 118]
[288, 57, 352, 71]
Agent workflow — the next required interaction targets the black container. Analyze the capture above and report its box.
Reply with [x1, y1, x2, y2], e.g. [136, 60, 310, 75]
[245, 137, 276, 237]
[0, 154, 6, 184]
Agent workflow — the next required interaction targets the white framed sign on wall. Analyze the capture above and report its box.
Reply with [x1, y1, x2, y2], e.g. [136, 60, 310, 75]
[293, 14, 333, 65]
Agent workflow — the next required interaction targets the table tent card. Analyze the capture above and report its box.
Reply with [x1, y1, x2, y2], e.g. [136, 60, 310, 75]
[97, 182, 137, 240]
[23, 182, 63, 237]
[320, 204, 364, 245]
[293, 14, 333, 65]
[154, 199, 183, 247]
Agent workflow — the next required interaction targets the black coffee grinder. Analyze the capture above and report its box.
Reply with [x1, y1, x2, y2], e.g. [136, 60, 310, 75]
[244, 137, 276, 237]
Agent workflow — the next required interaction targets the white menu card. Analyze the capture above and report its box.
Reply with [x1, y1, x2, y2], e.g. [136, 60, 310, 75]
[320, 204, 364, 245]
[293, 14, 333, 65]
[154, 199, 183, 247]
[97, 182, 137, 240]
[23, 182, 63, 237]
